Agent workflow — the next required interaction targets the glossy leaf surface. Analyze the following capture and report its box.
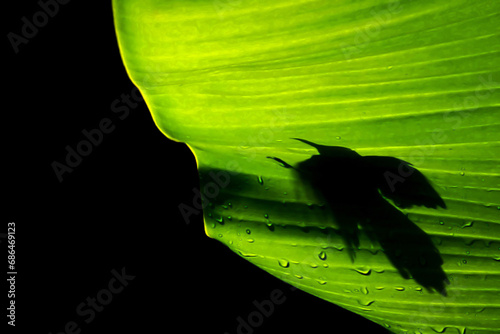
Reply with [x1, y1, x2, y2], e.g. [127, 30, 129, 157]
[113, 1, 500, 332]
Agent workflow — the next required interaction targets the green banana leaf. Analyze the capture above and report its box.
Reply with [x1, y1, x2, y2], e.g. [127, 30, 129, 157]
[112, 0, 500, 332]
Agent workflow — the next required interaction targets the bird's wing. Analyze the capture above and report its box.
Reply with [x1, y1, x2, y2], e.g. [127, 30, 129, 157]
[363, 156, 446, 209]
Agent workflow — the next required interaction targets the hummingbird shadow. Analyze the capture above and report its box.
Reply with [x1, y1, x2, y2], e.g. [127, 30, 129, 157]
[268, 138, 449, 296]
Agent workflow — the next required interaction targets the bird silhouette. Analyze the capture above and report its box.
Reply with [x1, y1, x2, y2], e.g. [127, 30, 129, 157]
[268, 138, 449, 296]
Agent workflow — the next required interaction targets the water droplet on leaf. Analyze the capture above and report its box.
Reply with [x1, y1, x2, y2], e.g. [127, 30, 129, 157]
[357, 299, 375, 306]
[238, 251, 257, 257]
[278, 259, 290, 268]
[461, 221, 473, 228]
[354, 267, 372, 275]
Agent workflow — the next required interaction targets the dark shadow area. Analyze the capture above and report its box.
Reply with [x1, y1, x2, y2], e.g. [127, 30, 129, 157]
[268, 138, 449, 296]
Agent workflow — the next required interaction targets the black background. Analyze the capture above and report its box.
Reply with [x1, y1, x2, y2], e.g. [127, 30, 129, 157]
[5, 1, 389, 333]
